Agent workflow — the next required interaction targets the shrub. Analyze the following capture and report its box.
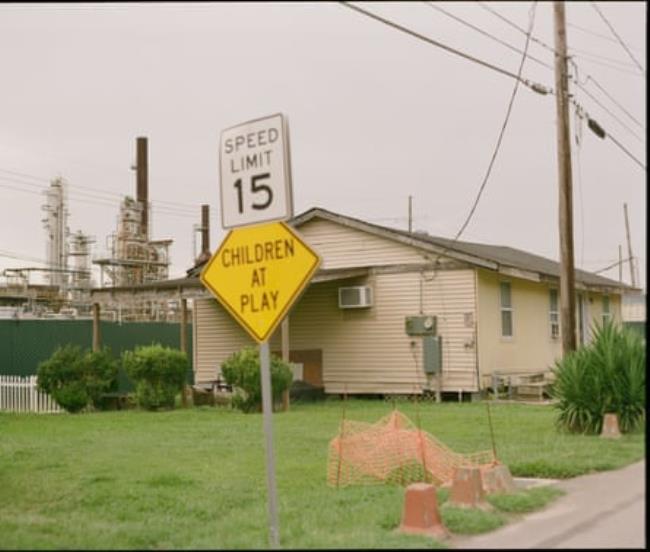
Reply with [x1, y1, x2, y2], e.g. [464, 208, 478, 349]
[551, 320, 645, 434]
[83, 348, 120, 407]
[122, 344, 188, 410]
[221, 347, 293, 413]
[37, 345, 118, 413]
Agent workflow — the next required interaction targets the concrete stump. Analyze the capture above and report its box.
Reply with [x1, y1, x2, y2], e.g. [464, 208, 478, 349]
[481, 463, 517, 494]
[449, 466, 491, 510]
[398, 483, 448, 539]
[601, 413, 622, 439]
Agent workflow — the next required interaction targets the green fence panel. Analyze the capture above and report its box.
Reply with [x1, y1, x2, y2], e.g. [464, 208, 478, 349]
[0, 320, 193, 391]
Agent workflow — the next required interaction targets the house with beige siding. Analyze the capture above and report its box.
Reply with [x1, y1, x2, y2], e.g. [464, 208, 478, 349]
[188, 207, 632, 397]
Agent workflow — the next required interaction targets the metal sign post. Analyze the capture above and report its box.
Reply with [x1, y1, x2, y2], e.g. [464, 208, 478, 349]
[259, 341, 280, 548]
[202, 113, 320, 549]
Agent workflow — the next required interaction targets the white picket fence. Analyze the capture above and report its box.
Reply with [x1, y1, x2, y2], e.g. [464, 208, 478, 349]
[0, 375, 63, 414]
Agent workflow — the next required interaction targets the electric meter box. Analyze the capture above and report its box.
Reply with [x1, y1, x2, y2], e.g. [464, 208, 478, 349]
[405, 315, 437, 336]
[423, 335, 443, 374]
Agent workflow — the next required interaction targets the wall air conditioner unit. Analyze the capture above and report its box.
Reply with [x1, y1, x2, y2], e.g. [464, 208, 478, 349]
[339, 286, 373, 309]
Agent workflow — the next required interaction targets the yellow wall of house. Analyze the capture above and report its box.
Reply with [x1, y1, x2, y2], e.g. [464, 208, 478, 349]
[193, 268, 479, 394]
[476, 269, 623, 384]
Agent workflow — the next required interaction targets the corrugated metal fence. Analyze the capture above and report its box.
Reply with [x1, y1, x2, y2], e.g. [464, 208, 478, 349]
[0, 320, 193, 392]
[0, 375, 63, 413]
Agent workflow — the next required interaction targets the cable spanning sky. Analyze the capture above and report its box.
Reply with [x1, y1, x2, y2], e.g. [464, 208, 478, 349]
[0, 2, 645, 289]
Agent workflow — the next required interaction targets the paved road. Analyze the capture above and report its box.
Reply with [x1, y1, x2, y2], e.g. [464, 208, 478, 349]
[451, 460, 645, 549]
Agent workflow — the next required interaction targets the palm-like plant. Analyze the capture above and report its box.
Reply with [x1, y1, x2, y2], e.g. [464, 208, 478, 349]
[551, 320, 645, 434]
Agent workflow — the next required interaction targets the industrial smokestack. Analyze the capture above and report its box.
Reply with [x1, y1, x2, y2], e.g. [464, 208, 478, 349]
[136, 137, 148, 240]
[196, 204, 211, 264]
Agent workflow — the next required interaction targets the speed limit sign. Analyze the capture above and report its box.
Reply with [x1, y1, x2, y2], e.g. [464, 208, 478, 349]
[219, 113, 294, 229]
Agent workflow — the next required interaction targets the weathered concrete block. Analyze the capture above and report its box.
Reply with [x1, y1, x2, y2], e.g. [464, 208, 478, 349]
[481, 463, 517, 494]
[398, 482, 448, 539]
[449, 466, 491, 510]
[601, 413, 622, 439]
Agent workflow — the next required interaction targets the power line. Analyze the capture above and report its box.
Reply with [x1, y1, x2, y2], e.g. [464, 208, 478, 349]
[0, 167, 199, 213]
[569, 48, 641, 71]
[574, 101, 647, 172]
[0, 249, 49, 265]
[430, 1, 538, 265]
[339, 2, 551, 94]
[0, 176, 198, 218]
[594, 256, 633, 275]
[568, 21, 641, 51]
[584, 75, 645, 130]
[606, 131, 646, 172]
[477, 0, 644, 75]
[423, 2, 554, 71]
[590, 1, 646, 75]
[570, 53, 646, 77]
[570, 72, 644, 144]
[470, 2, 645, 143]
[0, 172, 198, 217]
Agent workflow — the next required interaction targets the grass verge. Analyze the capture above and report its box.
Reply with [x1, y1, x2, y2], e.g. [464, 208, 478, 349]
[0, 398, 643, 548]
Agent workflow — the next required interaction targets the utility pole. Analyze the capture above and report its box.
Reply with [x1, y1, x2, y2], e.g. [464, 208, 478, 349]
[408, 195, 413, 233]
[554, 1, 577, 355]
[623, 203, 636, 287]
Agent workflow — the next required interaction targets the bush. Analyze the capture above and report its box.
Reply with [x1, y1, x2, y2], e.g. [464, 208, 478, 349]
[37, 345, 118, 413]
[551, 320, 645, 434]
[221, 347, 293, 413]
[122, 344, 188, 410]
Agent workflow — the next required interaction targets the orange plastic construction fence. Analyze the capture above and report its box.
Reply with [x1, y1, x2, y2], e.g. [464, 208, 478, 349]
[327, 410, 495, 488]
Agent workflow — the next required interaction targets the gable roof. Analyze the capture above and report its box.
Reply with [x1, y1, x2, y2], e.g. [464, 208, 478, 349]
[290, 207, 633, 292]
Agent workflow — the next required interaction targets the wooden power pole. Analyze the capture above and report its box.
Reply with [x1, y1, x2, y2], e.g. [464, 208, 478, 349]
[623, 203, 636, 287]
[554, 1, 577, 355]
[408, 195, 413, 233]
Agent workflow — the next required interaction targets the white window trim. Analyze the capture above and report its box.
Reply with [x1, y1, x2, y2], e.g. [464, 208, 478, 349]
[602, 294, 612, 326]
[499, 281, 514, 340]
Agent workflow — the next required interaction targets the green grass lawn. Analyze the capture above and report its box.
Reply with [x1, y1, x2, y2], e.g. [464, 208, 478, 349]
[0, 398, 644, 549]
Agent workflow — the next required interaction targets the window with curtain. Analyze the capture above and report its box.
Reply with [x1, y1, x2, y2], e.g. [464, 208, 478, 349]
[549, 289, 560, 339]
[602, 295, 611, 325]
[500, 282, 513, 338]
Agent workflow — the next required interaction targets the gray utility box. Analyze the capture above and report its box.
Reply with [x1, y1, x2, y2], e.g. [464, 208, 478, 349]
[405, 315, 437, 336]
[422, 335, 443, 374]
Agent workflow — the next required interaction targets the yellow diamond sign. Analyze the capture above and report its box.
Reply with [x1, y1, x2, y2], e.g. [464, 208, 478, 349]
[200, 221, 321, 343]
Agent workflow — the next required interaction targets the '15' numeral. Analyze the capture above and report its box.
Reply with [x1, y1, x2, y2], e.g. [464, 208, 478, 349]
[233, 173, 273, 214]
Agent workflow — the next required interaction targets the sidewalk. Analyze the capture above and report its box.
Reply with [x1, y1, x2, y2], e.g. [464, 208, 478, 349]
[450, 459, 646, 549]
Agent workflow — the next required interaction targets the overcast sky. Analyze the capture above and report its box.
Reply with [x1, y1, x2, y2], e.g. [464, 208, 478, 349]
[0, 2, 645, 291]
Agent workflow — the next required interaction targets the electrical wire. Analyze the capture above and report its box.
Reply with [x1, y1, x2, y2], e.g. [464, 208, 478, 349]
[568, 21, 641, 50]
[606, 131, 646, 171]
[594, 256, 633, 275]
[590, 1, 646, 75]
[585, 75, 645, 131]
[569, 48, 640, 71]
[428, 1, 538, 266]
[570, 53, 646, 77]
[476, 0, 556, 53]
[0, 167, 200, 213]
[477, 0, 643, 74]
[572, 77, 644, 144]
[0, 175, 198, 218]
[0, 250, 49, 265]
[423, 2, 554, 71]
[473, 0, 645, 146]
[339, 2, 550, 94]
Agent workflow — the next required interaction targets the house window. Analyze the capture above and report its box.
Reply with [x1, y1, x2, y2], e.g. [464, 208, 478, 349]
[549, 289, 560, 339]
[500, 282, 513, 338]
[602, 295, 611, 325]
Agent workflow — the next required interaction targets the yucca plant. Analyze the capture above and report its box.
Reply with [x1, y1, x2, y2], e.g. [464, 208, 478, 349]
[551, 320, 645, 434]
